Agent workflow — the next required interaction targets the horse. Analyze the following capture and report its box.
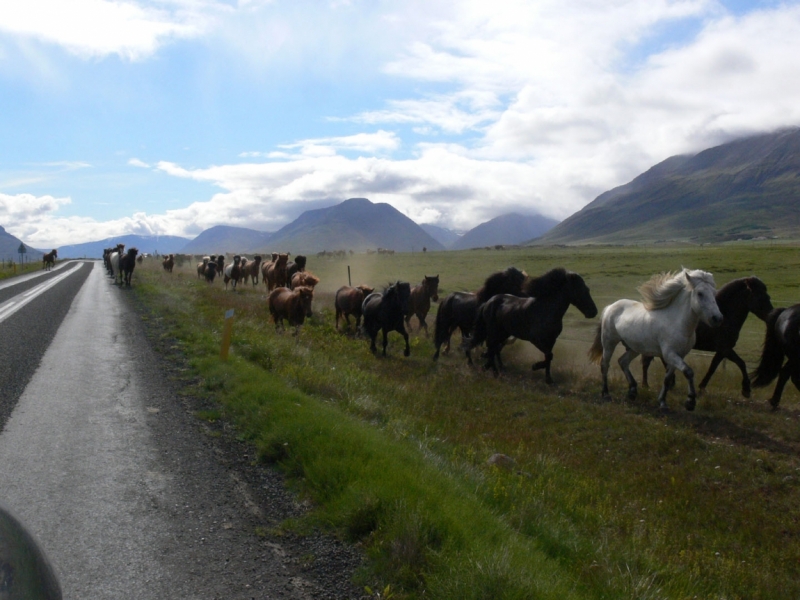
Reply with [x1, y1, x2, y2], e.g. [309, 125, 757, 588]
[224, 255, 242, 290]
[641, 276, 773, 398]
[162, 254, 174, 272]
[405, 275, 440, 335]
[216, 254, 225, 277]
[119, 247, 139, 286]
[751, 305, 800, 409]
[268, 286, 314, 335]
[334, 285, 374, 331]
[42, 249, 57, 271]
[588, 268, 723, 411]
[362, 281, 412, 357]
[287, 255, 307, 287]
[290, 271, 320, 290]
[109, 244, 125, 283]
[197, 256, 210, 278]
[242, 255, 262, 286]
[468, 268, 597, 382]
[265, 253, 290, 291]
[433, 266, 528, 360]
[203, 261, 218, 283]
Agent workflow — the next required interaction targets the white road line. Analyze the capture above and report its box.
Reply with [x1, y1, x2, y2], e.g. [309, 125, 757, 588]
[0, 263, 84, 325]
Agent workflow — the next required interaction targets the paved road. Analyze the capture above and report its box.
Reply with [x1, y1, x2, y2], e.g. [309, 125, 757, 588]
[0, 262, 361, 599]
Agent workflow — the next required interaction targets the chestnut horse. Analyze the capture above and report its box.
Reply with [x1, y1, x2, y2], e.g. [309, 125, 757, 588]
[265, 253, 290, 291]
[268, 286, 314, 335]
[287, 255, 307, 287]
[42, 249, 57, 271]
[334, 285, 374, 331]
[404, 275, 439, 335]
[241, 255, 262, 286]
[290, 271, 320, 290]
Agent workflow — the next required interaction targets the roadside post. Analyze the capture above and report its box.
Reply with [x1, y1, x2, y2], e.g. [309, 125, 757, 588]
[347, 265, 351, 287]
[220, 309, 234, 360]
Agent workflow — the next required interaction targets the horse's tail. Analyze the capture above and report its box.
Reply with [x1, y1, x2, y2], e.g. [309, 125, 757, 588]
[588, 323, 604, 364]
[751, 308, 787, 388]
[433, 295, 453, 358]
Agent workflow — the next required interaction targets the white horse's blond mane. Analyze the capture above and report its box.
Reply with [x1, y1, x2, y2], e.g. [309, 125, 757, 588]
[638, 268, 716, 311]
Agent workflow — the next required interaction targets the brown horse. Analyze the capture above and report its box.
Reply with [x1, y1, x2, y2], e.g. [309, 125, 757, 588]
[197, 256, 210, 278]
[42, 249, 57, 271]
[290, 271, 320, 290]
[265, 253, 290, 291]
[241, 255, 262, 286]
[223, 255, 242, 290]
[287, 255, 307, 286]
[268, 286, 314, 335]
[162, 254, 174, 272]
[405, 275, 439, 335]
[334, 285, 374, 331]
[119, 247, 139, 286]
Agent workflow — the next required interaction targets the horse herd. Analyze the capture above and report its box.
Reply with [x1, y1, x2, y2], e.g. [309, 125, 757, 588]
[369, 265, 798, 413]
[102, 244, 139, 286]
[99, 247, 800, 412]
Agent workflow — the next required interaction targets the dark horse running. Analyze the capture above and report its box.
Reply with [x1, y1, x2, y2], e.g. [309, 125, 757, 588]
[405, 275, 439, 335]
[468, 268, 598, 382]
[432, 266, 528, 360]
[362, 281, 412, 357]
[751, 304, 800, 409]
[641, 276, 773, 397]
[42, 249, 57, 271]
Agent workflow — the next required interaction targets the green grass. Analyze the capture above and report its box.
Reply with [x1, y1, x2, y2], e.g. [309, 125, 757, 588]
[0, 260, 43, 281]
[131, 244, 800, 599]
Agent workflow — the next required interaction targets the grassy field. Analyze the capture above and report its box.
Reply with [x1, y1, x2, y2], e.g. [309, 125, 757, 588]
[130, 244, 800, 599]
[0, 260, 44, 281]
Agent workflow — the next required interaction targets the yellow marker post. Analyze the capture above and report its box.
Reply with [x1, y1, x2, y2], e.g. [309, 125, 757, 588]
[220, 309, 234, 360]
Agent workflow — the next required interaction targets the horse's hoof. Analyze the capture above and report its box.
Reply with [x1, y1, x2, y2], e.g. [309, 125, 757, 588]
[602, 394, 612, 403]
[660, 403, 671, 413]
[545, 377, 554, 385]
[627, 390, 637, 401]
[404, 349, 410, 357]
[742, 388, 751, 399]
[769, 397, 781, 410]
[685, 398, 696, 411]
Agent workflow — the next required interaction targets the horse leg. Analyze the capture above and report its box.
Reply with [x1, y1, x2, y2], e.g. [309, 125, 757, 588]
[641, 355, 653, 388]
[618, 349, 640, 400]
[600, 344, 614, 402]
[716, 349, 750, 398]
[532, 351, 555, 384]
[697, 351, 725, 396]
[401, 327, 410, 357]
[382, 328, 389, 356]
[419, 313, 429, 337]
[769, 361, 792, 409]
[664, 353, 696, 411]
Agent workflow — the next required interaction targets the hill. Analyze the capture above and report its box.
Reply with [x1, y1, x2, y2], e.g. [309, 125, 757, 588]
[180, 225, 272, 254]
[259, 198, 445, 254]
[450, 213, 559, 250]
[538, 128, 800, 244]
[420, 224, 462, 249]
[58, 234, 191, 259]
[0, 225, 44, 262]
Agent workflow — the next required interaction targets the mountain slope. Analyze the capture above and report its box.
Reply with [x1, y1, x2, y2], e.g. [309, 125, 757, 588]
[0, 225, 44, 261]
[259, 198, 445, 254]
[420, 224, 462, 249]
[58, 234, 191, 259]
[180, 225, 272, 254]
[539, 128, 800, 244]
[451, 213, 559, 250]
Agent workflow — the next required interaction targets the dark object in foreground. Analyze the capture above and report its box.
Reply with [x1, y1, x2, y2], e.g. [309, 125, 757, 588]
[0, 502, 62, 599]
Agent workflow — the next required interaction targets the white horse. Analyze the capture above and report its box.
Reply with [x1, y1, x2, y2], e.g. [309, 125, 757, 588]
[589, 268, 723, 411]
[109, 250, 122, 284]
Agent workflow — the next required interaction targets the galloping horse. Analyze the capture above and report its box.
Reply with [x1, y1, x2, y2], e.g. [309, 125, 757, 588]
[42, 249, 57, 271]
[642, 276, 773, 397]
[334, 285, 374, 331]
[433, 266, 528, 360]
[224, 256, 242, 290]
[108, 244, 125, 283]
[589, 269, 723, 411]
[752, 304, 800, 409]
[119, 248, 139, 286]
[242, 255, 262, 286]
[162, 254, 174, 272]
[265, 254, 290, 291]
[290, 271, 320, 290]
[362, 281, 412, 357]
[268, 286, 315, 335]
[468, 268, 597, 382]
[287, 255, 307, 287]
[404, 275, 439, 335]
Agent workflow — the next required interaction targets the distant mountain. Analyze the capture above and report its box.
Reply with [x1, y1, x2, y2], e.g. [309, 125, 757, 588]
[539, 128, 800, 244]
[450, 213, 559, 250]
[0, 225, 43, 262]
[58, 234, 191, 259]
[420, 224, 462, 249]
[258, 198, 446, 254]
[180, 225, 272, 254]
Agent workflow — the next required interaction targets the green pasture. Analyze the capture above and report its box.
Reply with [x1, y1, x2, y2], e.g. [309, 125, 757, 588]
[131, 243, 800, 599]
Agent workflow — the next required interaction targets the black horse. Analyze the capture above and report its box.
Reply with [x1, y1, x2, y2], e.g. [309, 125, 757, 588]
[119, 247, 139, 287]
[467, 268, 598, 382]
[362, 281, 412, 357]
[751, 304, 800, 409]
[432, 266, 528, 360]
[641, 276, 773, 397]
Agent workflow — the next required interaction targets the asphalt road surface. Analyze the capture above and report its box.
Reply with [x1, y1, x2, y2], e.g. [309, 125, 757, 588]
[0, 262, 362, 599]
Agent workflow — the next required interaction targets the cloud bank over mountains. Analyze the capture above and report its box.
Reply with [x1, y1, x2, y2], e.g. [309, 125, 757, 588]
[3, 0, 800, 247]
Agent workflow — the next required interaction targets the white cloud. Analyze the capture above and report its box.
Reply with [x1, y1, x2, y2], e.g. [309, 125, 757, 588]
[128, 158, 151, 168]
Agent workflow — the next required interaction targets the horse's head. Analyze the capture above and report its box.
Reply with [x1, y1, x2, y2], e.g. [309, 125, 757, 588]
[424, 275, 440, 302]
[685, 269, 723, 327]
[357, 285, 374, 296]
[295, 286, 315, 318]
[745, 277, 774, 321]
[568, 272, 598, 318]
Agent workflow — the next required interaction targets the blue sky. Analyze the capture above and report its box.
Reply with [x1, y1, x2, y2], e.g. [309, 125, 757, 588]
[1, 0, 799, 247]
